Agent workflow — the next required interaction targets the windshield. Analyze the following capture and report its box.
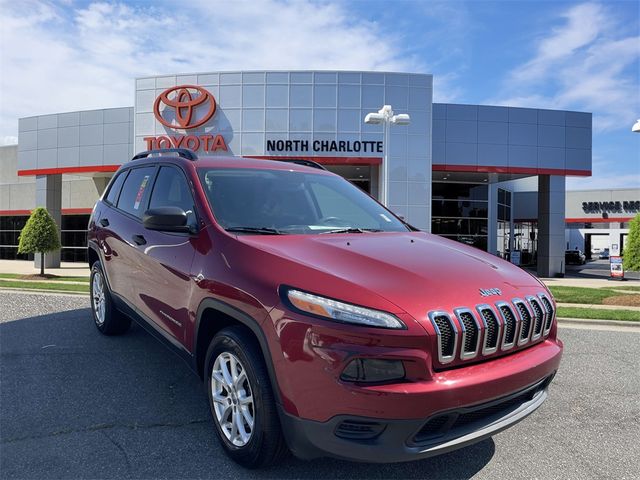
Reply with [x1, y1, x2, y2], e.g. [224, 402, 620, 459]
[198, 168, 409, 235]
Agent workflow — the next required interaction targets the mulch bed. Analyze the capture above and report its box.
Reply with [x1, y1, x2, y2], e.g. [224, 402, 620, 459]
[602, 294, 640, 307]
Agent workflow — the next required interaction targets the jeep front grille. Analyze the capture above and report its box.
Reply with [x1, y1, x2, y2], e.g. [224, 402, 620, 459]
[428, 292, 553, 367]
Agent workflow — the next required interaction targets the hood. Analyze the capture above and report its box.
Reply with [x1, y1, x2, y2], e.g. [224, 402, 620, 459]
[238, 231, 546, 322]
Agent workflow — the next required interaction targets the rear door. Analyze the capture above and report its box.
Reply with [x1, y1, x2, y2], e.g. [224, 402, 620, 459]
[102, 166, 157, 301]
[133, 165, 197, 348]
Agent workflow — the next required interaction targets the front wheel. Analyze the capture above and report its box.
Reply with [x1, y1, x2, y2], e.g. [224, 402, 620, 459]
[205, 326, 288, 468]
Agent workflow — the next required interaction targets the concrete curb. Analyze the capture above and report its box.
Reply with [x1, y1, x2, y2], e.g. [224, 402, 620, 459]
[0, 287, 88, 296]
[557, 317, 640, 328]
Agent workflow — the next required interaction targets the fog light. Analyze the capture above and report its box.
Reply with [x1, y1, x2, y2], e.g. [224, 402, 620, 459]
[340, 358, 405, 383]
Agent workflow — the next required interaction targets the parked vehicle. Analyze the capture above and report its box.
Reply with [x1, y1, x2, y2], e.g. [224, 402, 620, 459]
[565, 250, 586, 265]
[599, 248, 610, 259]
[88, 149, 563, 468]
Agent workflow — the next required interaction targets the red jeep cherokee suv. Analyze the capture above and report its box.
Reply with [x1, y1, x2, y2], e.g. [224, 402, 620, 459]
[88, 148, 562, 468]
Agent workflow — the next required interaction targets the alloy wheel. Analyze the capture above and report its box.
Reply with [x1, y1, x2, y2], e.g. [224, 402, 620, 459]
[211, 351, 255, 447]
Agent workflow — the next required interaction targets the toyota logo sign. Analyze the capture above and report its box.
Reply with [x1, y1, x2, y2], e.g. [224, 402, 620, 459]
[153, 85, 216, 129]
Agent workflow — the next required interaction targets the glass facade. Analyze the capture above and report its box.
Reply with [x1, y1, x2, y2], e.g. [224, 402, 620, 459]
[431, 182, 488, 251]
[0, 214, 88, 262]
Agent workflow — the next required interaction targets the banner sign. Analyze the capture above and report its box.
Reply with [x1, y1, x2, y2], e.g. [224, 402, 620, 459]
[610, 256, 624, 280]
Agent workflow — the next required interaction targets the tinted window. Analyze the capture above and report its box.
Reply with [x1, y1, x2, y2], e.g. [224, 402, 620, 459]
[199, 168, 408, 234]
[149, 167, 197, 226]
[105, 171, 128, 205]
[117, 167, 155, 218]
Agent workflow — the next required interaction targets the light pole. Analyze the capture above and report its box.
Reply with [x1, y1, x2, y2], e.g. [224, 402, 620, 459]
[364, 105, 410, 206]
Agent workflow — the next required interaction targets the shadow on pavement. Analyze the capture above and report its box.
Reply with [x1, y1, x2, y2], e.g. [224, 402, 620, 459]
[0, 308, 494, 479]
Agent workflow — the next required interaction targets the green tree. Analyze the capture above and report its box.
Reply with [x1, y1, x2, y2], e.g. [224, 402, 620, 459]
[623, 213, 640, 272]
[17, 207, 61, 276]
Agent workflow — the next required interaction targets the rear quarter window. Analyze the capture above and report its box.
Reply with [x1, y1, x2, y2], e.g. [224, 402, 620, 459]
[104, 170, 128, 205]
[116, 167, 156, 218]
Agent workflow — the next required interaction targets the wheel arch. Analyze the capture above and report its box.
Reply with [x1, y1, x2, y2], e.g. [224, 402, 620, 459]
[194, 298, 283, 405]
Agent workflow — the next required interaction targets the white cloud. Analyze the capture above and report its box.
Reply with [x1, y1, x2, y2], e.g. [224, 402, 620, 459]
[0, 0, 419, 144]
[489, 2, 639, 133]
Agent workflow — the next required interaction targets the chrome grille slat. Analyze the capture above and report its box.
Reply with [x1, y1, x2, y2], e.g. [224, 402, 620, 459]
[513, 299, 532, 345]
[526, 296, 544, 341]
[429, 312, 458, 364]
[538, 293, 555, 336]
[454, 308, 481, 359]
[476, 304, 501, 355]
[496, 301, 519, 350]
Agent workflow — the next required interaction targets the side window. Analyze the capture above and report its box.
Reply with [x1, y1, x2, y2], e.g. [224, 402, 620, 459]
[149, 166, 197, 226]
[105, 170, 128, 205]
[116, 167, 156, 218]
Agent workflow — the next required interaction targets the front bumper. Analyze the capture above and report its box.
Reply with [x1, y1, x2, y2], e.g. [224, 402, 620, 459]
[280, 375, 552, 463]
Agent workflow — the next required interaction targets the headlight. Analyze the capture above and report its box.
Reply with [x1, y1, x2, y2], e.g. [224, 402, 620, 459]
[285, 288, 406, 329]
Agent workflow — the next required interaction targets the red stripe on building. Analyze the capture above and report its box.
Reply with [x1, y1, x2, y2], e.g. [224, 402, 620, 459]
[17, 165, 121, 176]
[245, 155, 382, 165]
[0, 208, 94, 216]
[431, 164, 591, 176]
[565, 217, 633, 223]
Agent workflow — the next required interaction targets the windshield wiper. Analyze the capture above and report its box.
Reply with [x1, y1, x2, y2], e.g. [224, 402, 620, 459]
[225, 226, 285, 235]
[319, 227, 383, 234]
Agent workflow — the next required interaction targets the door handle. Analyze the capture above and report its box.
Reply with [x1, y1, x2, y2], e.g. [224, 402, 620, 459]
[132, 234, 147, 246]
[99, 218, 109, 227]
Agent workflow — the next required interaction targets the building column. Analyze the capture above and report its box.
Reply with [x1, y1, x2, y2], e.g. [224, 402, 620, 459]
[35, 174, 62, 269]
[487, 184, 498, 256]
[537, 175, 566, 277]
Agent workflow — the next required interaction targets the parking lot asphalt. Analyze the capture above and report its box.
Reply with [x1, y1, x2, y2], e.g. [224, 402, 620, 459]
[1, 290, 639, 480]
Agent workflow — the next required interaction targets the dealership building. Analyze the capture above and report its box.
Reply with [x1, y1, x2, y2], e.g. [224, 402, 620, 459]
[1, 70, 632, 277]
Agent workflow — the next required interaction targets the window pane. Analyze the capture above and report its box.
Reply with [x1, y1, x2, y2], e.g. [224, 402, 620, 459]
[266, 85, 288, 107]
[313, 110, 336, 132]
[431, 200, 488, 218]
[242, 109, 264, 131]
[289, 109, 312, 131]
[314, 85, 337, 108]
[117, 167, 155, 218]
[105, 171, 128, 205]
[149, 167, 196, 225]
[290, 85, 312, 107]
[242, 85, 264, 108]
[432, 183, 488, 201]
[266, 109, 288, 131]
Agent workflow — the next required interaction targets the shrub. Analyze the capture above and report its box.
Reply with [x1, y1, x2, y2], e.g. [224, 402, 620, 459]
[17, 207, 61, 276]
[623, 214, 640, 272]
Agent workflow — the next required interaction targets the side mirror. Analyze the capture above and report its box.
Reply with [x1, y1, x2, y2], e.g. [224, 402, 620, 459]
[143, 206, 191, 233]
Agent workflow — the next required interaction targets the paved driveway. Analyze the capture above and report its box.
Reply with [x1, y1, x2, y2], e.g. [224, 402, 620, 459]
[1, 291, 638, 479]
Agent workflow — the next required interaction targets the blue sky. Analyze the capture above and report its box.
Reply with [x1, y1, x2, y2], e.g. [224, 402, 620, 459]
[1, 0, 638, 189]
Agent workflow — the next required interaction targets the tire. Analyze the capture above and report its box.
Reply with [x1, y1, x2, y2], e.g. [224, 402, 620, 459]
[205, 326, 288, 468]
[90, 261, 131, 335]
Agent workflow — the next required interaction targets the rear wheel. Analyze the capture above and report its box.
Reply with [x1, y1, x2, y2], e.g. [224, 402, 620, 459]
[90, 262, 130, 335]
[205, 326, 288, 468]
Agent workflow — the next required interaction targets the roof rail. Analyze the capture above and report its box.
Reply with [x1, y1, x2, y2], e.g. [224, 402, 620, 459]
[131, 148, 198, 161]
[273, 158, 327, 170]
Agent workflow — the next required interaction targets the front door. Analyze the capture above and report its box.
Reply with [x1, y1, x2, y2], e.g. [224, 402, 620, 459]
[132, 165, 198, 349]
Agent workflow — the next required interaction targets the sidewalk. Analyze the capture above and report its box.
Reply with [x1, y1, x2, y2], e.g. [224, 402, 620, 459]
[556, 302, 640, 312]
[541, 277, 638, 288]
[0, 259, 90, 277]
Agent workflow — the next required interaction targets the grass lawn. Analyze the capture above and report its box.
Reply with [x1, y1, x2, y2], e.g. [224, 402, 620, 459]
[0, 279, 89, 293]
[0, 273, 89, 283]
[548, 286, 625, 304]
[557, 306, 640, 322]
